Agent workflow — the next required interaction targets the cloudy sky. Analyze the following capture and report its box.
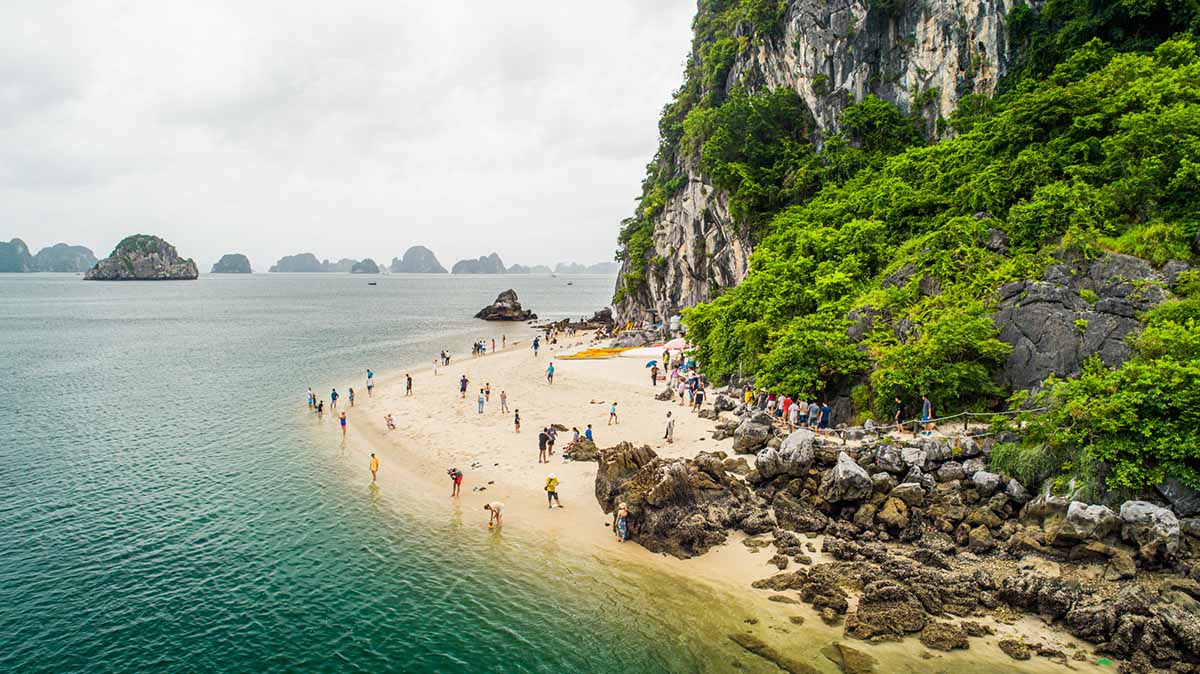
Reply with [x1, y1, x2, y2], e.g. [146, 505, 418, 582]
[1, 1, 694, 270]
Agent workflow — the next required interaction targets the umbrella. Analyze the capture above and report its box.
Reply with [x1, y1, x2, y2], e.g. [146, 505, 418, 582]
[663, 337, 688, 351]
[644, 360, 658, 367]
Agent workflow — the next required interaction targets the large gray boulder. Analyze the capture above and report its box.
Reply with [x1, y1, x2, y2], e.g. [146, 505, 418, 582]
[755, 429, 815, 479]
[474, 289, 536, 321]
[1157, 478, 1200, 517]
[971, 471, 1003, 497]
[732, 417, 772, 453]
[875, 444, 906, 474]
[819, 452, 873, 503]
[712, 394, 737, 413]
[1120, 501, 1181, 562]
[1048, 502, 1121, 546]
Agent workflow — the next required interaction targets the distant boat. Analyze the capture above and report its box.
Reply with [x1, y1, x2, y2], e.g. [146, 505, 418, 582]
[368, 282, 377, 286]
[567, 282, 573, 285]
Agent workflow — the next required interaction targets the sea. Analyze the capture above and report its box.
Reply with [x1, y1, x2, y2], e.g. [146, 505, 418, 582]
[0, 273, 775, 674]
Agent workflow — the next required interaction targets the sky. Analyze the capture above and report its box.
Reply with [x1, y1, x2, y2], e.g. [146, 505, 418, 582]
[0, 1, 695, 270]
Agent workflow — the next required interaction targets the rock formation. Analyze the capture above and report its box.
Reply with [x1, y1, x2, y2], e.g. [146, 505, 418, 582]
[452, 253, 506, 274]
[270, 253, 325, 273]
[474, 289, 536, 321]
[33, 243, 97, 272]
[350, 258, 380, 274]
[84, 234, 198, 281]
[210, 253, 252, 274]
[0, 238, 35, 272]
[390, 245, 447, 273]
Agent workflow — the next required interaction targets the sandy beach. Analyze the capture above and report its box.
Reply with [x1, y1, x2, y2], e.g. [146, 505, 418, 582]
[330, 328, 1107, 673]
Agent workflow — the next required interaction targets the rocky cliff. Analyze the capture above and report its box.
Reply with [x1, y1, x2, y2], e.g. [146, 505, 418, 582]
[390, 245, 447, 273]
[269, 254, 359, 272]
[0, 239, 96, 272]
[350, 258, 380, 274]
[452, 253, 506, 274]
[85, 235, 198, 281]
[210, 253, 252, 274]
[0, 239, 35, 272]
[614, 0, 1016, 325]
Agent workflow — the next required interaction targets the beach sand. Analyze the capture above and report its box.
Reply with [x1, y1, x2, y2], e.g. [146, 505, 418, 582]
[330, 329, 1107, 673]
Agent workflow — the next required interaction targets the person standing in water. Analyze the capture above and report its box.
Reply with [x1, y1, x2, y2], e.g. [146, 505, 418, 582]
[406, 373, 413, 396]
[307, 387, 315, 409]
[369, 453, 379, 482]
[331, 388, 339, 409]
[340, 412, 347, 438]
[484, 502, 504, 528]
[449, 467, 463, 497]
[545, 473, 562, 508]
[366, 370, 374, 397]
[348, 387, 355, 407]
[546, 362, 555, 384]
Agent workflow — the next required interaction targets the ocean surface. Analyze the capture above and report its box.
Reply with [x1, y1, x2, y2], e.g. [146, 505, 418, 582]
[0, 273, 773, 674]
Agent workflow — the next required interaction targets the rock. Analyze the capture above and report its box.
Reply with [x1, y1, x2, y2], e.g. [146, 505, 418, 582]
[1047, 501, 1121, 546]
[349, 258, 380, 274]
[611, 329, 658, 347]
[919, 622, 969, 651]
[936, 461, 966, 482]
[968, 525, 995, 553]
[875, 445, 906, 474]
[474, 289, 537, 321]
[210, 253, 252, 273]
[1104, 550, 1137, 580]
[1006, 479, 1031, 504]
[85, 235, 199, 281]
[769, 594, 800, 604]
[1120, 500, 1181, 562]
[655, 388, 674, 401]
[844, 580, 928, 640]
[961, 458, 986, 476]
[877, 498, 910, 530]
[270, 253, 331, 272]
[1022, 494, 1070, 522]
[389, 245, 447, 273]
[32, 242, 96, 272]
[1158, 477, 1200, 517]
[0, 238, 34, 272]
[890, 483, 926, 508]
[820, 641, 878, 674]
[755, 430, 815, 479]
[566, 438, 600, 462]
[713, 394, 737, 412]
[998, 638, 1031, 661]
[971, 471, 1003, 497]
[900, 445, 929, 471]
[768, 553, 790, 570]
[451, 253, 506, 274]
[733, 418, 772, 453]
[728, 633, 820, 674]
[871, 472, 897, 494]
[820, 452, 874, 503]
[773, 493, 830, 533]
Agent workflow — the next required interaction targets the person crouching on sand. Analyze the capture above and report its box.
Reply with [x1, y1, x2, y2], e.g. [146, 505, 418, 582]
[485, 502, 504, 528]
[384, 414, 396, 430]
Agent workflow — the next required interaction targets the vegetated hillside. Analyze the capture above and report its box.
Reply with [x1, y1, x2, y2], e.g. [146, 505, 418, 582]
[615, 0, 1200, 495]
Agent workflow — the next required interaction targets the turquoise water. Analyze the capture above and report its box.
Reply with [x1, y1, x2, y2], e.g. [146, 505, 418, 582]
[0, 274, 764, 674]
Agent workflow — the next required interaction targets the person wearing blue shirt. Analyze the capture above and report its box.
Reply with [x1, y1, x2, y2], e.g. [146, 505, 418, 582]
[585, 424, 593, 442]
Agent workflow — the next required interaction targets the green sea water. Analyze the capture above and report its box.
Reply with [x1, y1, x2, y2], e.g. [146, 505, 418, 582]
[0, 273, 775, 674]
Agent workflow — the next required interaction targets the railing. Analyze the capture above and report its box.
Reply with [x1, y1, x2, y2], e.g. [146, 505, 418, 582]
[753, 403, 1050, 445]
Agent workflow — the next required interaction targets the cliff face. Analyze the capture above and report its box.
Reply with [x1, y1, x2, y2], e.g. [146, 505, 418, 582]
[614, 0, 1015, 324]
[85, 235, 198, 281]
[0, 239, 34, 272]
[34, 244, 97, 272]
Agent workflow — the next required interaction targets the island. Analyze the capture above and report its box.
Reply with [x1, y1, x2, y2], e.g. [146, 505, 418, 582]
[210, 253, 252, 274]
[451, 253, 506, 274]
[1, 239, 97, 272]
[0, 239, 34, 272]
[474, 289, 536, 320]
[390, 245, 447, 273]
[84, 234, 199, 281]
[269, 254, 360, 272]
[350, 258, 380, 274]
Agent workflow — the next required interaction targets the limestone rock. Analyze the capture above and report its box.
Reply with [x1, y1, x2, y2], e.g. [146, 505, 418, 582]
[1120, 500, 1181, 563]
[755, 429, 815, 479]
[390, 245, 447, 273]
[210, 253, 252, 274]
[451, 253, 506, 274]
[474, 289, 537, 321]
[733, 418, 772, 453]
[349, 258, 380, 274]
[85, 234, 198, 281]
[33, 243, 97, 272]
[820, 452, 873, 503]
[919, 622, 969, 651]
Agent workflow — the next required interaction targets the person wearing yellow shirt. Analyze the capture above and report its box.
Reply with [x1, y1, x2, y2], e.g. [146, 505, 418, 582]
[545, 473, 562, 508]
[369, 453, 379, 482]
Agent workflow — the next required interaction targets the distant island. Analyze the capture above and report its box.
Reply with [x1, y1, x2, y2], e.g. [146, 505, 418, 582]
[211, 253, 252, 274]
[0, 239, 97, 272]
[269, 253, 361, 273]
[350, 258, 380, 274]
[84, 234, 198, 281]
[507, 263, 553, 274]
[504, 261, 619, 274]
[390, 246, 447, 273]
[451, 253, 506, 274]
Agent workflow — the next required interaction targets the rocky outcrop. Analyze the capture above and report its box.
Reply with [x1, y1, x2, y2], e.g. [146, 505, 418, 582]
[210, 253, 252, 274]
[85, 235, 198, 281]
[390, 246, 447, 273]
[33, 243, 97, 272]
[474, 289, 536, 321]
[270, 253, 323, 272]
[452, 253, 506, 274]
[993, 253, 1170, 389]
[0, 238, 34, 272]
[350, 258, 380, 274]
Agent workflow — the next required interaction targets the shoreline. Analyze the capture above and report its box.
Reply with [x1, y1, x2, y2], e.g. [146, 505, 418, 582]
[321, 331, 1114, 673]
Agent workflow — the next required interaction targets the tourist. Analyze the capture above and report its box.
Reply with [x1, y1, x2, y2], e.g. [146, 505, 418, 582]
[614, 502, 629, 541]
[545, 473, 562, 508]
[307, 387, 315, 408]
[484, 502, 504, 528]
[449, 467, 463, 497]
[433, 358, 439, 376]
[384, 413, 396, 430]
[788, 399, 801, 430]
[650, 364, 659, 387]
[546, 427, 557, 455]
[766, 392, 777, 415]
[484, 383, 491, 402]
[500, 390, 509, 413]
[369, 452, 379, 482]
[546, 361, 555, 384]
[820, 401, 832, 434]
[533, 336, 540, 357]
[316, 400, 324, 416]
[743, 385, 753, 405]
[663, 411, 674, 444]
[491, 338, 496, 353]
[894, 396, 904, 430]
[608, 402, 619, 425]
[571, 426, 581, 444]
[406, 373, 413, 396]
[478, 389, 486, 414]
[339, 411, 347, 437]
[585, 424, 593, 442]
[663, 350, 670, 370]
[331, 388, 339, 409]
[921, 395, 933, 435]
[459, 374, 469, 399]
[538, 428, 550, 463]
[692, 385, 705, 412]
[348, 387, 355, 407]
[781, 395, 792, 425]
[366, 370, 374, 397]
[514, 409, 521, 433]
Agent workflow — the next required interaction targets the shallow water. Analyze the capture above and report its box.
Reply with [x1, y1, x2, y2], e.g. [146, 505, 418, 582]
[0, 273, 785, 673]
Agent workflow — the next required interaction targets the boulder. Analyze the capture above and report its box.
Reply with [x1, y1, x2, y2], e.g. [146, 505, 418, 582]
[474, 289, 537, 321]
[1120, 500, 1181, 562]
[755, 430, 815, 479]
[819, 642, 877, 674]
[1006, 479, 1032, 504]
[877, 498, 910, 530]
[819, 452, 873, 503]
[936, 461, 966, 482]
[871, 472, 898, 494]
[875, 445, 906, 474]
[971, 471, 1003, 497]
[713, 394, 737, 413]
[900, 445, 929, 471]
[565, 438, 600, 462]
[844, 580, 928, 640]
[919, 622, 970, 651]
[1047, 502, 1120, 546]
[890, 482, 926, 508]
[733, 418, 772, 453]
[85, 234, 199, 280]
[1157, 478, 1200, 518]
[961, 458, 986, 476]
[773, 493, 830, 533]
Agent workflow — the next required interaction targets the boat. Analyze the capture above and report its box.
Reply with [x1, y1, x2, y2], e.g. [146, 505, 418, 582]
[367, 282, 377, 286]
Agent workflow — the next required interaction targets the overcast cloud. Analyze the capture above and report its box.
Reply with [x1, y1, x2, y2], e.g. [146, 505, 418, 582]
[0, 1, 694, 270]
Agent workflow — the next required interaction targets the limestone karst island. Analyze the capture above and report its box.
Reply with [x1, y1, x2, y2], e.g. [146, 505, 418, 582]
[3, 2, 1198, 674]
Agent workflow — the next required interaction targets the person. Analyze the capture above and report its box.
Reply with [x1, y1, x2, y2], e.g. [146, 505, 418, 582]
[677, 379, 687, 406]
[316, 400, 324, 416]
[663, 411, 674, 444]
[475, 389, 484, 414]
[614, 502, 629, 542]
[546, 362, 555, 384]
[500, 390, 509, 413]
[459, 374, 469, 399]
[692, 385, 705, 412]
[366, 370, 374, 397]
[766, 392, 777, 415]
[585, 424, 593, 442]
[514, 409, 521, 433]
[538, 428, 550, 463]
[369, 453, 379, 482]
[744, 386, 753, 405]
[650, 364, 659, 387]
[307, 387, 315, 409]
[532, 336, 540, 357]
[608, 402, 619, 425]
[893, 396, 903, 430]
[807, 400, 820, 429]
[484, 502, 504, 528]
[921, 395, 933, 435]
[491, 338, 496, 353]
[663, 349, 670, 370]
[330, 388, 339, 409]
[385, 413, 396, 430]
[449, 467, 463, 497]
[433, 358, 439, 376]
[545, 473, 562, 508]
[571, 427, 581, 444]
[348, 387, 355, 407]
[339, 411, 347, 437]
[406, 373, 413, 396]
[788, 399, 801, 430]
[819, 401, 832, 433]
[502, 334, 506, 348]
[484, 383, 491, 402]
[546, 426, 557, 455]
[782, 396, 793, 423]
